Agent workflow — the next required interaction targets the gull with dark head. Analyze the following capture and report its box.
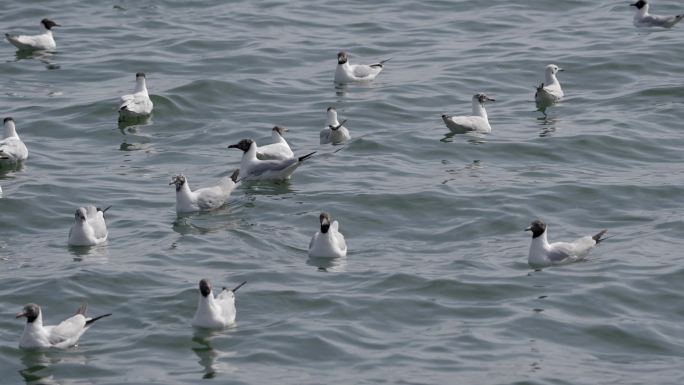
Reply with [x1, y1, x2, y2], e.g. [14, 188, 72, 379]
[118, 72, 153, 121]
[308, 212, 347, 258]
[170, 170, 240, 213]
[256, 126, 294, 161]
[68, 205, 110, 246]
[0, 117, 28, 163]
[631, 0, 684, 28]
[442, 93, 496, 133]
[5, 18, 60, 51]
[334, 51, 390, 84]
[535, 64, 564, 109]
[192, 278, 246, 329]
[228, 138, 316, 181]
[16, 303, 111, 349]
[320, 107, 351, 144]
[525, 219, 607, 268]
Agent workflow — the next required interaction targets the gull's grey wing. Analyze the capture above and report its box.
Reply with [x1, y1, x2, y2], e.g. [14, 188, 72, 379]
[195, 186, 227, 210]
[48, 314, 86, 345]
[249, 158, 297, 176]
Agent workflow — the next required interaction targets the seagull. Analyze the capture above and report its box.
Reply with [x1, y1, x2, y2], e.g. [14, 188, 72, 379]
[320, 107, 351, 144]
[170, 170, 240, 213]
[5, 18, 60, 51]
[192, 278, 246, 329]
[441, 93, 496, 133]
[631, 0, 684, 28]
[256, 126, 294, 161]
[118, 72, 153, 121]
[308, 212, 347, 258]
[68, 205, 110, 246]
[535, 64, 564, 108]
[0, 117, 28, 162]
[228, 139, 316, 181]
[16, 303, 111, 349]
[334, 51, 390, 84]
[525, 219, 607, 267]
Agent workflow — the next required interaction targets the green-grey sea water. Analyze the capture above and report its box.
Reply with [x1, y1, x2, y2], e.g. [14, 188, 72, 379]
[1, 0, 684, 384]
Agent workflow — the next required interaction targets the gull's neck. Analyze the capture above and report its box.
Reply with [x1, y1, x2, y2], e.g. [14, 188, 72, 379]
[529, 230, 551, 255]
[197, 293, 219, 316]
[545, 72, 560, 87]
[471, 100, 488, 119]
[4, 121, 18, 139]
[246, 142, 258, 161]
[636, 4, 650, 18]
[177, 181, 195, 205]
[272, 131, 286, 143]
[39, 24, 52, 35]
[326, 111, 339, 126]
[27, 312, 44, 329]
[134, 77, 148, 94]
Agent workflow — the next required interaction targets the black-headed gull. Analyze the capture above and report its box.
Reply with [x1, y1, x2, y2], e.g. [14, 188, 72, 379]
[441, 93, 496, 133]
[5, 19, 60, 51]
[0, 117, 28, 162]
[170, 170, 240, 213]
[334, 51, 390, 84]
[192, 279, 246, 329]
[535, 64, 564, 109]
[118, 73, 153, 121]
[228, 139, 315, 181]
[308, 212, 347, 258]
[68, 206, 110, 246]
[631, 0, 684, 28]
[256, 126, 294, 161]
[16, 303, 111, 349]
[320, 107, 351, 145]
[525, 219, 607, 268]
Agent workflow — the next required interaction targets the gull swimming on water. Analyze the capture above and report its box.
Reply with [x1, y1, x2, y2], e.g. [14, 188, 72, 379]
[170, 170, 240, 213]
[192, 278, 246, 329]
[308, 212, 347, 258]
[68, 205, 110, 246]
[118, 72, 153, 121]
[535, 64, 564, 109]
[16, 303, 111, 349]
[320, 107, 351, 144]
[256, 126, 294, 161]
[525, 219, 607, 268]
[5, 18, 60, 51]
[0, 117, 28, 163]
[228, 139, 316, 181]
[441, 93, 496, 133]
[334, 51, 390, 84]
[631, 0, 684, 28]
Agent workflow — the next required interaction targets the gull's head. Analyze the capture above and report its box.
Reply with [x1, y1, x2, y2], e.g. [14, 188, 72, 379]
[16, 303, 40, 323]
[326, 106, 338, 120]
[136, 72, 146, 79]
[474, 93, 495, 105]
[74, 207, 87, 223]
[630, 0, 647, 9]
[227, 139, 254, 153]
[199, 279, 212, 297]
[272, 126, 288, 137]
[525, 219, 547, 238]
[545, 64, 563, 76]
[337, 51, 349, 65]
[170, 174, 186, 191]
[319, 212, 331, 234]
[41, 18, 60, 30]
[4, 117, 14, 127]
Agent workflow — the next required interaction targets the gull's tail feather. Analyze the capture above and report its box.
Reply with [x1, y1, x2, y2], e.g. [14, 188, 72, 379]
[85, 313, 112, 326]
[371, 58, 392, 68]
[98, 206, 112, 213]
[298, 151, 316, 162]
[592, 229, 608, 243]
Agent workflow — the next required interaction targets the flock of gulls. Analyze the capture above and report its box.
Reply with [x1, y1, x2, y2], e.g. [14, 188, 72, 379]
[2, 0, 681, 349]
